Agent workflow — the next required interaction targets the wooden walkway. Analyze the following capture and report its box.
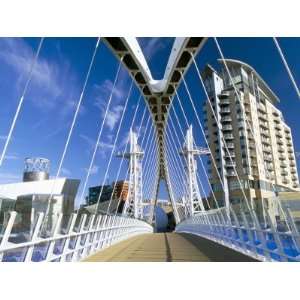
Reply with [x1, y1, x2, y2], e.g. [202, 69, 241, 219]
[83, 233, 257, 262]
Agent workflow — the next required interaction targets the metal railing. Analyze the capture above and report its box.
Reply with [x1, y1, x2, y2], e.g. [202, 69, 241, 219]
[0, 211, 153, 262]
[175, 206, 300, 262]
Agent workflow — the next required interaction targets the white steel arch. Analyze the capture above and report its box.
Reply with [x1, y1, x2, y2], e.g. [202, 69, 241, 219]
[103, 37, 207, 223]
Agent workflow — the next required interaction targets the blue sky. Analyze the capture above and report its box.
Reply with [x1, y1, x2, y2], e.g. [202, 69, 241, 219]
[0, 37, 299, 207]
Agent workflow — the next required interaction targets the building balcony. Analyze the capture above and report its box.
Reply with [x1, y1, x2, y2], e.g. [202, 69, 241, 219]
[288, 148, 293, 153]
[266, 164, 274, 171]
[278, 146, 285, 153]
[293, 183, 299, 188]
[221, 116, 232, 122]
[263, 146, 272, 153]
[258, 113, 267, 121]
[277, 139, 284, 145]
[264, 154, 272, 161]
[292, 175, 298, 181]
[262, 138, 271, 145]
[218, 91, 230, 99]
[225, 151, 235, 158]
[220, 107, 231, 114]
[289, 155, 295, 160]
[281, 170, 288, 176]
[282, 178, 289, 184]
[276, 131, 283, 138]
[280, 162, 287, 168]
[224, 133, 234, 140]
[291, 168, 297, 174]
[286, 134, 291, 140]
[249, 142, 256, 149]
[226, 170, 237, 176]
[222, 124, 233, 131]
[219, 98, 230, 105]
[261, 129, 270, 137]
[274, 123, 282, 131]
[225, 143, 235, 149]
[260, 121, 268, 129]
[274, 117, 280, 124]
[278, 154, 285, 160]
[258, 103, 266, 113]
[290, 161, 296, 167]
[287, 141, 292, 147]
[226, 161, 236, 167]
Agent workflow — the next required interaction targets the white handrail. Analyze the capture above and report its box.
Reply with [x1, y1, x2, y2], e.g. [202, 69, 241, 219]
[0, 211, 153, 262]
[175, 205, 300, 262]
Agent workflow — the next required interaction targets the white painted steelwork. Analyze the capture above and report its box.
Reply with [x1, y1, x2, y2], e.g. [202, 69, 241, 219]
[180, 125, 209, 216]
[175, 205, 300, 262]
[0, 211, 153, 262]
[121, 129, 144, 219]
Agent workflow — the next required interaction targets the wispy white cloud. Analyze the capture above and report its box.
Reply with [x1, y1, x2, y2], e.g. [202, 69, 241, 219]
[92, 69, 130, 131]
[0, 38, 79, 117]
[84, 164, 99, 175]
[61, 167, 71, 176]
[79, 133, 114, 158]
[4, 154, 20, 161]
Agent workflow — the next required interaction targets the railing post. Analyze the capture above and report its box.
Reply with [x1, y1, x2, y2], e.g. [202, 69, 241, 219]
[249, 209, 271, 261]
[97, 215, 107, 250]
[285, 208, 300, 252]
[71, 214, 87, 262]
[229, 206, 248, 253]
[0, 211, 17, 262]
[265, 210, 287, 261]
[102, 216, 111, 249]
[90, 215, 102, 253]
[45, 213, 63, 261]
[24, 212, 45, 262]
[240, 210, 258, 257]
[60, 213, 77, 262]
[81, 214, 95, 259]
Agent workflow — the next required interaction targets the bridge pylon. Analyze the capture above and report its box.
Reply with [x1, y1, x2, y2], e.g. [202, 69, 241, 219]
[119, 128, 144, 219]
[180, 125, 210, 217]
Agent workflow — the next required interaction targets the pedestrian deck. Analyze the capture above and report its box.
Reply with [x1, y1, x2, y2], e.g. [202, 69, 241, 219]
[83, 232, 257, 262]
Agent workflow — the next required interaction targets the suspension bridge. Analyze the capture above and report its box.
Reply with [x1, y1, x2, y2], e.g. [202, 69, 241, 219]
[0, 37, 300, 262]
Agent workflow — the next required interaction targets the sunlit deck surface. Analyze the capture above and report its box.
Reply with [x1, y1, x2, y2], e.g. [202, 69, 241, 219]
[83, 233, 257, 262]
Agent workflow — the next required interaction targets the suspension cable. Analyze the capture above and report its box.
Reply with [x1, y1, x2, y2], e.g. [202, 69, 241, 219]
[79, 56, 122, 205]
[164, 131, 185, 199]
[144, 132, 159, 201]
[170, 101, 219, 209]
[0, 37, 44, 167]
[174, 94, 220, 208]
[143, 126, 157, 199]
[95, 79, 134, 214]
[168, 109, 211, 209]
[106, 94, 142, 214]
[113, 103, 149, 216]
[165, 123, 189, 198]
[273, 37, 300, 99]
[45, 37, 101, 222]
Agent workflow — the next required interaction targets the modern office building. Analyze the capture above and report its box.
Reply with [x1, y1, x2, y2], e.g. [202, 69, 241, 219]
[86, 181, 129, 211]
[202, 59, 299, 222]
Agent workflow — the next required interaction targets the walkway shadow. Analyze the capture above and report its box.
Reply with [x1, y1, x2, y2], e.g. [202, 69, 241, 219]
[178, 233, 258, 262]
